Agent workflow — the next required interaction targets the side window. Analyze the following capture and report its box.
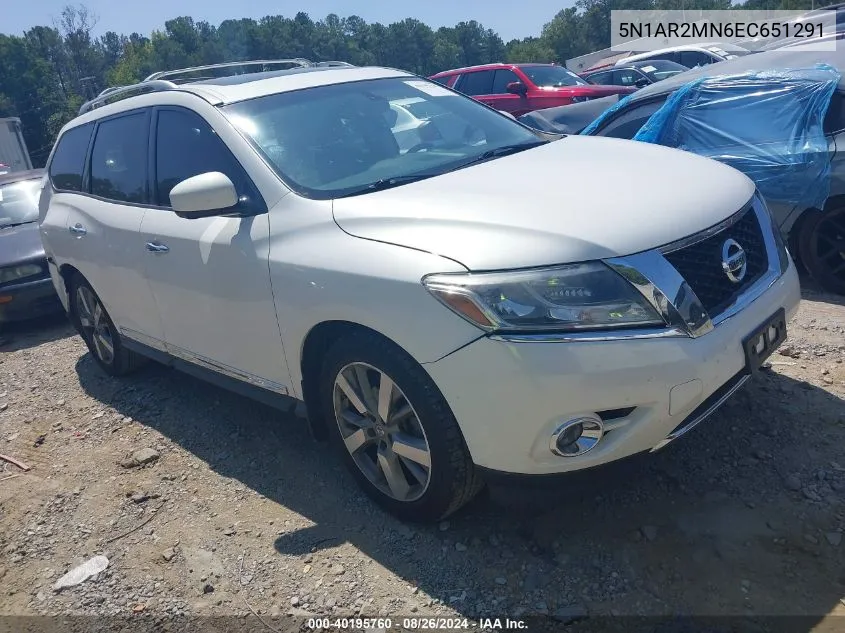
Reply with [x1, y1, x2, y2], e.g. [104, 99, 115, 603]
[492, 69, 521, 94]
[595, 101, 666, 139]
[586, 71, 612, 85]
[614, 69, 640, 86]
[456, 71, 495, 96]
[90, 113, 148, 203]
[49, 123, 94, 192]
[155, 108, 259, 208]
[679, 51, 712, 68]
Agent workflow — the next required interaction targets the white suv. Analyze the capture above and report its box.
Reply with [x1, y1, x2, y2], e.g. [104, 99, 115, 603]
[39, 60, 800, 522]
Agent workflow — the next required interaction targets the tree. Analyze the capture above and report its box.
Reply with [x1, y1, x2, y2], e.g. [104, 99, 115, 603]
[3, 0, 823, 167]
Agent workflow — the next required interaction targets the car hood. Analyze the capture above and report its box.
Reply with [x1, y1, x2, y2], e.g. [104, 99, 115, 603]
[332, 136, 756, 271]
[0, 221, 46, 268]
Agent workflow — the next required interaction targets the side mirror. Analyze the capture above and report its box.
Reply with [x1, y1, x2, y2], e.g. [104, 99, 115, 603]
[170, 172, 238, 219]
[634, 78, 650, 88]
[499, 111, 517, 120]
[506, 81, 528, 96]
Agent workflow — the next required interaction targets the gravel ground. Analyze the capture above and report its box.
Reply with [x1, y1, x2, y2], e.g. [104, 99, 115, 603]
[0, 283, 843, 632]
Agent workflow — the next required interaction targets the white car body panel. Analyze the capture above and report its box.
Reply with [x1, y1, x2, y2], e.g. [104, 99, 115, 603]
[60, 195, 164, 341]
[333, 136, 756, 270]
[263, 195, 480, 398]
[139, 210, 291, 392]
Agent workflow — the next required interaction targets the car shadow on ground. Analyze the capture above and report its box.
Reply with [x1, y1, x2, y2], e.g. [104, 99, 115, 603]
[75, 353, 844, 624]
[0, 312, 73, 352]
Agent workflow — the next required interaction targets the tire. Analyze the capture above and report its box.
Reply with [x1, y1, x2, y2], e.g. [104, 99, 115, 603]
[69, 275, 147, 376]
[798, 207, 845, 295]
[319, 332, 483, 522]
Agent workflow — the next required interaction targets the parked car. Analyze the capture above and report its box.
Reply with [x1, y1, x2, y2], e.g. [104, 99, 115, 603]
[614, 43, 752, 70]
[580, 46, 845, 296]
[738, 4, 845, 50]
[582, 60, 689, 89]
[429, 63, 636, 116]
[0, 118, 33, 174]
[518, 95, 624, 135]
[40, 59, 799, 522]
[0, 169, 63, 324]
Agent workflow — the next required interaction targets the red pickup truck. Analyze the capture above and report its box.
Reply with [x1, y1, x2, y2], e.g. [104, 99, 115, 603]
[430, 63, 636, 117]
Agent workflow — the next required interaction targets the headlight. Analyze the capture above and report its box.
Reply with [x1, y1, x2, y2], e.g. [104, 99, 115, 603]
[0, 263, 43, 284]
[423, 263, 665, 332]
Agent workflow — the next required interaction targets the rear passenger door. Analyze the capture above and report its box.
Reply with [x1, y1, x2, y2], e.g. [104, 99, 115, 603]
[139, 106, 289, 391]
[454, 70, 496, 106]
[59, 110, 165, 343]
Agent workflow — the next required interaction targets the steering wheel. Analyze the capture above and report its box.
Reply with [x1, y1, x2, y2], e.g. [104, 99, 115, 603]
[406, 142, 435, 153]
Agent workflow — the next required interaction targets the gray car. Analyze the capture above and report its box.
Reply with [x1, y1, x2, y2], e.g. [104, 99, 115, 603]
[0, 169, 63, 324]
[582, 47, 845, 296]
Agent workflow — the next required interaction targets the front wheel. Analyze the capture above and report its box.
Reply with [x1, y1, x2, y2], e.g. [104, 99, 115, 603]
[798, 207, 845, 295]
[320, 333, 483, 522]
[69, 276, 146, 376]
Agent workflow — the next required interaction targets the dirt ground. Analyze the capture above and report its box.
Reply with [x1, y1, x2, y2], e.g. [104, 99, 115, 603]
[0, 282, 843, 632]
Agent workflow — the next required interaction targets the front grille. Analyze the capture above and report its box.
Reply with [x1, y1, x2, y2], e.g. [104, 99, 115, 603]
[663, 206, 768, 317]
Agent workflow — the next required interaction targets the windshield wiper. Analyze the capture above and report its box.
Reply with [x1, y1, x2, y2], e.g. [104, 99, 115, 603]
[0, 221, 35, 230]
[447, 141, 548, 173]
[343, 173, 441, 197]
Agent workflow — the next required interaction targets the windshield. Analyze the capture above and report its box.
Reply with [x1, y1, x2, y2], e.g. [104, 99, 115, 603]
[224, 77, 542, 199]
[521, 65, 588, 88]
[0, 178, 41, 228]
[637, 60, 688, 82]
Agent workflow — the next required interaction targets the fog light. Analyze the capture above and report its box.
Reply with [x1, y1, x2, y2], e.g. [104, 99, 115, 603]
[550, 416, 604, 457]
[0, 295, 13, 304]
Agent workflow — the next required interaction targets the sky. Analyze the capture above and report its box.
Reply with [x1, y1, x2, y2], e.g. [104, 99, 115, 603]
[3, 0, 575, 42]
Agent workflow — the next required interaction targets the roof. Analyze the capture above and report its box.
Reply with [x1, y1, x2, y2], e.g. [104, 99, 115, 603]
[430, 62, 554, 77]
[65, 66, 414, 131]
[185, 66, 411, 104]
[622, 46, 845, 106]
[618, 42, 751, 65]
[0, 169, 44, 187]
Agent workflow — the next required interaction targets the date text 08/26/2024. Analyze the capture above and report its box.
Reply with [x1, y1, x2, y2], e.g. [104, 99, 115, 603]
[306, 617, 529, 630]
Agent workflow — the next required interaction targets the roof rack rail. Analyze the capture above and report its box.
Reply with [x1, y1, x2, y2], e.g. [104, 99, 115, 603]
[314, 60, 356, 67]
[143, 59, 314, 82]
[78, 80, 178, 115]
[77, 58, 357, 116]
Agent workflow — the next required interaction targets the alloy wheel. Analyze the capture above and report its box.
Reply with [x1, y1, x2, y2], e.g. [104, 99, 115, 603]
[332, 362, 432, 502]
[76, 285, 115, 365]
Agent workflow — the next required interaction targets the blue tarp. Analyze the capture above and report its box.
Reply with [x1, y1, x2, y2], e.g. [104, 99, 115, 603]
[585, 65, 840, 211]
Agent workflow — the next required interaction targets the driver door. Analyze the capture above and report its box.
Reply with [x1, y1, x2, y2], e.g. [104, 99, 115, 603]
[139, 106, 290, 393]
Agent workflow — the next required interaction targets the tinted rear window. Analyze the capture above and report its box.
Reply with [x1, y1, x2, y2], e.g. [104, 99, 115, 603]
[49, 123, 94, 191]
[90, 113, 149, 204]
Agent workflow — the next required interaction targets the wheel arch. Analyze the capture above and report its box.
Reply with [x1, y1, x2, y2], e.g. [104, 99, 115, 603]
[58, 263, 83, 305]
[299, 320, 421, 441]
[788, 195, 845, 264]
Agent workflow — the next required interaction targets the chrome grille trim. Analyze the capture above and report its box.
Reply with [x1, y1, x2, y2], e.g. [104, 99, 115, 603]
[659, 199, 754, 255]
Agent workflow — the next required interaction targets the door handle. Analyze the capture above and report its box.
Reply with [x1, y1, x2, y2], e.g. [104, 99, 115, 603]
[68, 223, 87, 236]
[145, 242, 170, 253]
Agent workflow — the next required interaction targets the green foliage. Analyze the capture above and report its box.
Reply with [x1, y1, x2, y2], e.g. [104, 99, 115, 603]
[0, 0, 821, 166]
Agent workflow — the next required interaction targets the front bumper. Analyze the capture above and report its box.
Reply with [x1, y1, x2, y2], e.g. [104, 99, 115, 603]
[424, 261, 801, 476]
[0, 276, 64, 324]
